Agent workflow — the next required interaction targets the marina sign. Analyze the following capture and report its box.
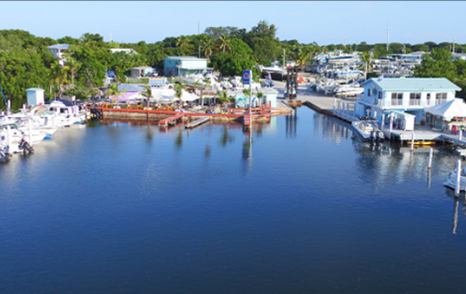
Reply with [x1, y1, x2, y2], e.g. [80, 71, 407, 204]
[242, 70, 252, 85]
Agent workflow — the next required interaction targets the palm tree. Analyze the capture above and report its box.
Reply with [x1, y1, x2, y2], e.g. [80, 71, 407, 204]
[176, 36, 192, 54]
[142, 85, 152, 107]
[202, 38, 214, 60]
[175, 82, 184, 106]
[194, 81, 204, 106]
[62, 51, 79, 87]
[50, 62, 67, 98]
[296, 50, 310, 72]
[217, 34, 231, 53]
[106, 83, 120, 104]
[218, 90, 229, 104]
[361, 51, 371, 80]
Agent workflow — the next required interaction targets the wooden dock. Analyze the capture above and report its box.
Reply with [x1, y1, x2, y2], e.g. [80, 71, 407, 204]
[185, 117, 210, 129]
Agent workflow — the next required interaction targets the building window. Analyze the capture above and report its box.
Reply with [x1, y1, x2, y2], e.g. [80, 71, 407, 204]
[391, 93, 403, 106]
[378, 92, 382, 99]
[426, 93, 431, 105]
[367, 89, 371, 96]
[409, 93, 421, 106]
[436, 93, 447, 104]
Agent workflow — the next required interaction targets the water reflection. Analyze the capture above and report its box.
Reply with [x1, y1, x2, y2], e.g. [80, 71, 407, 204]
[313, 112, 352, 144]
[444, 189, 466, 235]
[286, 110, 297, 138]
[145, 126, 154, 143]
[204, 144, 211, 159]
[219, 125, 234, 147]
[175, 128, 183, 150]
[240, 127, 253, 175]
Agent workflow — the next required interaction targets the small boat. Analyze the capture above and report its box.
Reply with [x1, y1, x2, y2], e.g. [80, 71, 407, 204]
[351, 120, 384, 141]
[444, 168, 466, 191]
[0, 143, 10, 163]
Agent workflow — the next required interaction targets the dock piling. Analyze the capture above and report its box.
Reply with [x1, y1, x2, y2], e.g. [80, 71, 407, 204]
[411, 131, 415, 151]
[456, 159, 462, 195]
[428, 147, 433, 170]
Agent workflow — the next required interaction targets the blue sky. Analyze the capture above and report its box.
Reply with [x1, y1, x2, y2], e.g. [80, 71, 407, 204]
[0, 1, 464, 44]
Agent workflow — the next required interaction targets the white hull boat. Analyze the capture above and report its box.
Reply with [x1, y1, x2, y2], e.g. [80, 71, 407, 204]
[351, 120, 384, 141]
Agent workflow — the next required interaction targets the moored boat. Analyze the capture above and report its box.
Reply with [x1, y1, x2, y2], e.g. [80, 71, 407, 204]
[351, 120, 384, 141]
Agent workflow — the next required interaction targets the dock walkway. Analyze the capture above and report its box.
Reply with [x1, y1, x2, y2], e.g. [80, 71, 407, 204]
[185, 117, 210, 129]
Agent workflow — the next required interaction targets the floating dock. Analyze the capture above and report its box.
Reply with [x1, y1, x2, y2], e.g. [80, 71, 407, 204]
[185, 117, 210, 129]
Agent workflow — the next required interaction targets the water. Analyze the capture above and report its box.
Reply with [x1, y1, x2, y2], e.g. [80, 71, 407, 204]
[1, 107, 466, 293]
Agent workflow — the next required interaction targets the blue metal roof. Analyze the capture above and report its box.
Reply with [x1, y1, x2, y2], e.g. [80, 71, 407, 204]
[118, 84, 144, 92]
[48, 44, 70, 50]
[366, 77, 461, 92]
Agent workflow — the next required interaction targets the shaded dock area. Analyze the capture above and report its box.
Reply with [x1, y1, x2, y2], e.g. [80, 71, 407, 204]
[158, 113, 184, 127]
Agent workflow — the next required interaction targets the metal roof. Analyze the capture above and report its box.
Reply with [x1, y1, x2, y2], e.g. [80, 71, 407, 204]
[366, 77, 461, 92]
[47, 44, 70, 50]
[165, 56, 207, 61]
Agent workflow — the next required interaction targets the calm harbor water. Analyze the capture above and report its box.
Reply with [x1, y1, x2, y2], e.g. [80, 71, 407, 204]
[1, 107, 466, 293]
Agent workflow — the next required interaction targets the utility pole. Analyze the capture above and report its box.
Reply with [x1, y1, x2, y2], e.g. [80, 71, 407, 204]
[197, 21, 201, 58]
[282, 48, 286, 68]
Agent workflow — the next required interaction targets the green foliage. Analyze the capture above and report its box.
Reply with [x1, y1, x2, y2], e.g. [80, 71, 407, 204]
[210, 38, 256, 76]
[245, 20, 281, 65]
[5, 23, 466, 109]
[414, 48, 466, 98]
[414, 48, 457, 80]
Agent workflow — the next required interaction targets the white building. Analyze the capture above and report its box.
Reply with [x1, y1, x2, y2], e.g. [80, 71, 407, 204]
[129, 66, 156, 78]
[26, 88, 45, 106]
[48, 44, 70, 66]
[110, 48, 137, 54]
[164, 56, 208, 77]
[354, 77, 461, 124]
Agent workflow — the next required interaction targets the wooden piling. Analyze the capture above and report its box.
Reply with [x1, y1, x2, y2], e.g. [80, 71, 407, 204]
[428, 147, 433, 169]
[456, 159, 462, 195]
[411, 131, 415, 151]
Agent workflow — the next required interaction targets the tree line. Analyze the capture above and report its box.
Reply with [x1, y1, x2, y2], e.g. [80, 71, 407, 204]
[1, 21, 466, 109]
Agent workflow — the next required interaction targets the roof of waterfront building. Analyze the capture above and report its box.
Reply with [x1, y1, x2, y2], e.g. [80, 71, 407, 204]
[118, 84, 145, 92]
[366, 77, 461, 92]
[426, 98, 466, 120]
[165, 56, 207, 61]
[47, 44, 70, 50]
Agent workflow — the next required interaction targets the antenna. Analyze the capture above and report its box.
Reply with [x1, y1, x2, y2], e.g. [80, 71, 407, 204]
[386, 25, 389, 52]
[197, 21, 201, 58]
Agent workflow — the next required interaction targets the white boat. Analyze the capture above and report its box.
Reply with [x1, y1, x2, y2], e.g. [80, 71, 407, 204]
[47, 101, 86, 127]
[444, 168, 466, 191]
[351, 120, 384, 141]
[335, 85, 364, 98]
[0, 123, 24, 153]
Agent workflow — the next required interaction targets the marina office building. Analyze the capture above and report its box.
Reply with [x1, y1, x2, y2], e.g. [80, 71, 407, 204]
[355, 77, 461, 124]
[163, 56, 208, 77]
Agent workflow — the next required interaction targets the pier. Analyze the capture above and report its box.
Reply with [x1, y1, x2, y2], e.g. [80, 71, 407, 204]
[185, 117, 210, 129]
